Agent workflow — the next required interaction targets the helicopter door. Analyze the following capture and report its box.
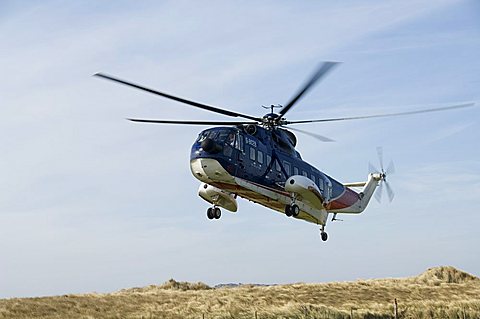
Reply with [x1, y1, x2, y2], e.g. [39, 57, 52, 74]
[325, 179, 332, 202]
[234, 133, 247, 178]
[318, 174, 332, 203]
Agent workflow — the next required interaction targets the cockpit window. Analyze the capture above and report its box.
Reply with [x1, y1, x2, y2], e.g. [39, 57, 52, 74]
[235, 133, 244, 151]
[197, 130, 217, 142]
[197, 129, 235, 144]
[197, 131, 208, 143]
[217, 131, 229, 142]
[226, 132, 235, 146]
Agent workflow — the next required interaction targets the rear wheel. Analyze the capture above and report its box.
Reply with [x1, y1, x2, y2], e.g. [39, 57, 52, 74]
[207, 207, 215, 219]
[214, 207, 221, 219]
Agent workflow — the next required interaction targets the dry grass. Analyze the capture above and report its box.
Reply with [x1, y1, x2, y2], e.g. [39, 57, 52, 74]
[1, 266, 479, 319]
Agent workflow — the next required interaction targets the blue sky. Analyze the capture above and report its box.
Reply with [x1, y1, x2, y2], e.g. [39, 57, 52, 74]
[0, 1, 479, 298]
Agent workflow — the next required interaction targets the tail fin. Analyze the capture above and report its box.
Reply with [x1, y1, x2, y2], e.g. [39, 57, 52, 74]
[356, 173, 382, 212]
[340, 147, 394, 214]
[340, 173, 381, 214]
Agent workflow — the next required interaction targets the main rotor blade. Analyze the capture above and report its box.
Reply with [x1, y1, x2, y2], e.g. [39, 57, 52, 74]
[284, 126, 335, 142]
[127, 118, 256, 125]
[278, 62, 339, 118]
[94, 73, 262, 122]
[285, 102, 475, 124]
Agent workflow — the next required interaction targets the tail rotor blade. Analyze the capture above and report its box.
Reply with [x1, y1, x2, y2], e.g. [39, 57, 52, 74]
[369, 162, 379, 174]
[385, 181, 395, 202]
[371, 147, 394, 203]
[375, 182, 383, 203]
[377, 146, 384, 171]
[386, 160, 395, 175]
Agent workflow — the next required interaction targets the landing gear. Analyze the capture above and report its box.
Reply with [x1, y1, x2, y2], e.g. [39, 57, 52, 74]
[284, 204, 299, 217]
[320, 225, 328, 241]
[207, 207, 214, 219]
[285, 205, 292, 217]
[321, 231, 328, 241]
[291, 204, 299, 217]
[214, 207, 221, 219]
[207, 207, 221, 220]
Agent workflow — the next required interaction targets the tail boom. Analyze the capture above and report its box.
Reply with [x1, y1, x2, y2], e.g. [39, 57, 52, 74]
[329, 173, 381, 214]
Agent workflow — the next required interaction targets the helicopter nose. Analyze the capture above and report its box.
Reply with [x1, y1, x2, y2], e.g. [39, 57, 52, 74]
[201, 138, 222, 154]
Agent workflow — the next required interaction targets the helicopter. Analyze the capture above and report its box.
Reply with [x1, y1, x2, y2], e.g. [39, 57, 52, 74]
[95, 62, 474, 241]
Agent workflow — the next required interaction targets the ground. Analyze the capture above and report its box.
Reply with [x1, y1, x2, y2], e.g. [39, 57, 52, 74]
[1, 266, 479, 319]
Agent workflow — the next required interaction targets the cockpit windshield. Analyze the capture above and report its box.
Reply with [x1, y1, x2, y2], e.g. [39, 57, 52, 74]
[197, 129, 236, 145]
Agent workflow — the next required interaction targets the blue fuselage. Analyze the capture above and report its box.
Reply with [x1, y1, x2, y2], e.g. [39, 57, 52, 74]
[189, 126, 346, 199]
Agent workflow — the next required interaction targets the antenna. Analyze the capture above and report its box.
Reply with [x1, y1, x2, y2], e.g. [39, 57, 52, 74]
[262, 104, 283, 114]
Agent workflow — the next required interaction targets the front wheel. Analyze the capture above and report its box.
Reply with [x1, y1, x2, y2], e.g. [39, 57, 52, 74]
[284, 205, 292, 217]
[291, 204, 300, 217]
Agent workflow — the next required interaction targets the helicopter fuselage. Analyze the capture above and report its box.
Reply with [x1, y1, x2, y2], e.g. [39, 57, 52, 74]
[190, 125, 371, 225]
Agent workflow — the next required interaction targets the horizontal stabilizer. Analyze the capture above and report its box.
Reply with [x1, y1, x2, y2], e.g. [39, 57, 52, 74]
[343, 181, 367, 187]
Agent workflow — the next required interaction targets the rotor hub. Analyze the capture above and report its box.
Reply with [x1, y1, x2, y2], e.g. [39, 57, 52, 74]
[262, 113, 280, 128]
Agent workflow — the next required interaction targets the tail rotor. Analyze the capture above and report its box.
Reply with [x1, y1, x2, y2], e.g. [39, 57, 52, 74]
[369, 147, 395, 203]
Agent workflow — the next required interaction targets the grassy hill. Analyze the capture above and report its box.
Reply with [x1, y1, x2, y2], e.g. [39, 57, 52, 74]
[1, 266, 479, 319]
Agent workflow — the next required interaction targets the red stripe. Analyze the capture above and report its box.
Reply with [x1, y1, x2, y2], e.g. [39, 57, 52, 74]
[328, 188, 359, 210]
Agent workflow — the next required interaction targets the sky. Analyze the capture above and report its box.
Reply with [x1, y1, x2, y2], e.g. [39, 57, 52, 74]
[0, 0, 479, 298]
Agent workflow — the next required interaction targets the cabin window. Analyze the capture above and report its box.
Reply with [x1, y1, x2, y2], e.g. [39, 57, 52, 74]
[249, 147, 256, 161]
[302, 170, 307, 177]
[318, 179, 324, 191]
[275, 160, 281, 172]
[283, 161, 291, 176]
[257, 150, 264, 164]
[266, 155, 271, 166]
[326, 180, 333, 199]
[312, 175, 316, 185]
[293, 166, 299, 175]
